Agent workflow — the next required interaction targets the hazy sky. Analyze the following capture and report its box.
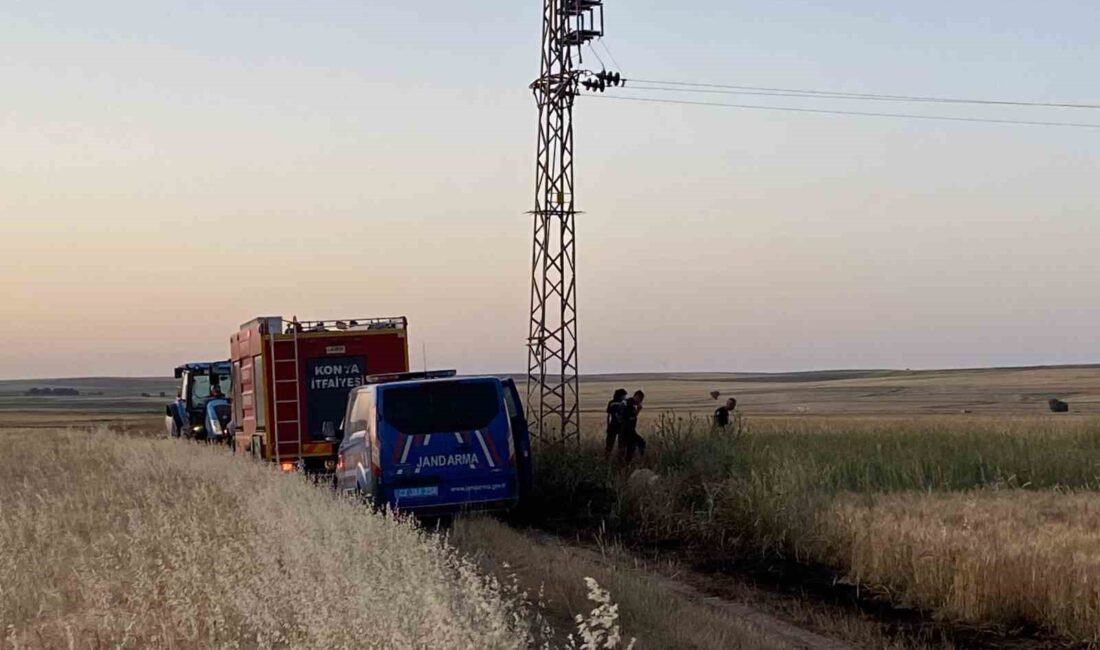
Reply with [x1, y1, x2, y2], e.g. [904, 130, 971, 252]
[3, 1, 1100, 379]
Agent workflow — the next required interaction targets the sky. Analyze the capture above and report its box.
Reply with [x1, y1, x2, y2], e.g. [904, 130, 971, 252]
[2, 0, 1099, 379]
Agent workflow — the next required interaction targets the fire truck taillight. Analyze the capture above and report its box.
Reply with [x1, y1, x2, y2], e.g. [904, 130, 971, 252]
[279, 461, 296, 473]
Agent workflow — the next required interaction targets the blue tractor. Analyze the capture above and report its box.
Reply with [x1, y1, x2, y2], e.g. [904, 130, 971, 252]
[165, 362, 233, 443]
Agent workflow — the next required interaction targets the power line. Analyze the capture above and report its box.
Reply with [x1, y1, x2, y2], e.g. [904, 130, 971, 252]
[597, 38, 624, 74]
[586, 42, 607, 69]
[625, 78, 1100, 111]
[583, 94, 1100, 129]
[624, 84, 1100, 109]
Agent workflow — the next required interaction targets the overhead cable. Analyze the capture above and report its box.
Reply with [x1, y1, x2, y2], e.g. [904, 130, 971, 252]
[582, 94, 1100, 129]
[586, 42, 607, 69]
[596, 38, 625, 74]
[624, 78, 1100, 111]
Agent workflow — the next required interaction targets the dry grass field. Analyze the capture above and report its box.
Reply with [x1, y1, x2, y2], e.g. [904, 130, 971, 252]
[576, 365, 1100, 417]
[7, 365, 1100, 648]
[0, 426, 541, 649]
[0, 377, 175, 413]
[0, 417, 833, 650]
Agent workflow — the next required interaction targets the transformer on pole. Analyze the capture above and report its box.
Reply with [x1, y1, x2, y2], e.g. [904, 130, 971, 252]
[526, 0, 620, 444]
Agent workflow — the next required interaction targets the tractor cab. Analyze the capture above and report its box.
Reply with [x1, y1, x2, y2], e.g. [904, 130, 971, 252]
[166, 361, 232, 440]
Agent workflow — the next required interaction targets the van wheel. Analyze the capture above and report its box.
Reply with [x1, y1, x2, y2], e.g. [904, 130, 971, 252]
[355, 483, 380, 510]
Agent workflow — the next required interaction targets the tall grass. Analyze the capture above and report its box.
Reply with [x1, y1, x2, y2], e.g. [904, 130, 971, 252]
[0, 427, 535, 649]
[532, 414, 1100, 641]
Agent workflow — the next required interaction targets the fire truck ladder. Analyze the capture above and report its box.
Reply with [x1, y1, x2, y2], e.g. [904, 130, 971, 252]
[268, 321, 303, 468]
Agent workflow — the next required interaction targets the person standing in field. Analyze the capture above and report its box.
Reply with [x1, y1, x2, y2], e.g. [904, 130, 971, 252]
[620, 390, 646, 462]
[605, 388, 629, 458]
[714, 397, 737, 428]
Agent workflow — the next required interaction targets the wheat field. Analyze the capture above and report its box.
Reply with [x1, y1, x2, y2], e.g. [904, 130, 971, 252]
[831, 490, 1100, 641]
[535, 412, 1100, 643]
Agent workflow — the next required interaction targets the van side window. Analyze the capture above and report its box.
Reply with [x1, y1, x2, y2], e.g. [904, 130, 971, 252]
[350, 390, 373, 433]
[502, 383, 519, 420]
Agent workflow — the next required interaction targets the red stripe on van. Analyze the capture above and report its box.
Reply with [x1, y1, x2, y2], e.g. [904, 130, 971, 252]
[391, 433, 406, 464]
[481, 429, 503, 466]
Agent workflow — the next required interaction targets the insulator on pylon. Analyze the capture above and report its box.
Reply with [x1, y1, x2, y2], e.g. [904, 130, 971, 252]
[595, 70, 622, 87]
[581, 77, 607, 93]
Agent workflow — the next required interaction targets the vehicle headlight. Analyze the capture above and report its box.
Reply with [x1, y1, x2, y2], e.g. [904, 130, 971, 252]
[192, 425, 204, 432]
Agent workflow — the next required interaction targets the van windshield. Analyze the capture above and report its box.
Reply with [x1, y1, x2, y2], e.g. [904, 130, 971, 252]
[382, 381, 499, 435]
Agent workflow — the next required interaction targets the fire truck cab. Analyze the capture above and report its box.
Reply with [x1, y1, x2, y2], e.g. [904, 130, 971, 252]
[229, 316, 409, 473]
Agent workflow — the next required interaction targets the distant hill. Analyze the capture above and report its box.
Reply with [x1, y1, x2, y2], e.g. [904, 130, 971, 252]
[6, 364, 1100, 416]
[0, 377, 177, 413]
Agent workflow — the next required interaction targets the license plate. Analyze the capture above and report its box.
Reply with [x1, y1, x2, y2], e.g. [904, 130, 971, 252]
[394, 486, 439, 499]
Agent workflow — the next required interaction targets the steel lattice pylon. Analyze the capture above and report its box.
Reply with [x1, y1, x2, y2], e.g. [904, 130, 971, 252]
[526, 0, 607, 444]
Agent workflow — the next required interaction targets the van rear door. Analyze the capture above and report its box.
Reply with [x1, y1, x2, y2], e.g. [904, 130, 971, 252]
[377, 379, 517, 510]
[501, 378, 533, 500]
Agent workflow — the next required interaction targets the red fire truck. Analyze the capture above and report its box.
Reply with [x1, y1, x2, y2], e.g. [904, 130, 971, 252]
[229, 315, 409, 473]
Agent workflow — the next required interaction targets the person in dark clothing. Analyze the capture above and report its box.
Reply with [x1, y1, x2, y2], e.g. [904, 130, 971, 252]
[620, 390, 646, 462]
[714, 397, 737, 428]
[605, 388, 629, 457]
